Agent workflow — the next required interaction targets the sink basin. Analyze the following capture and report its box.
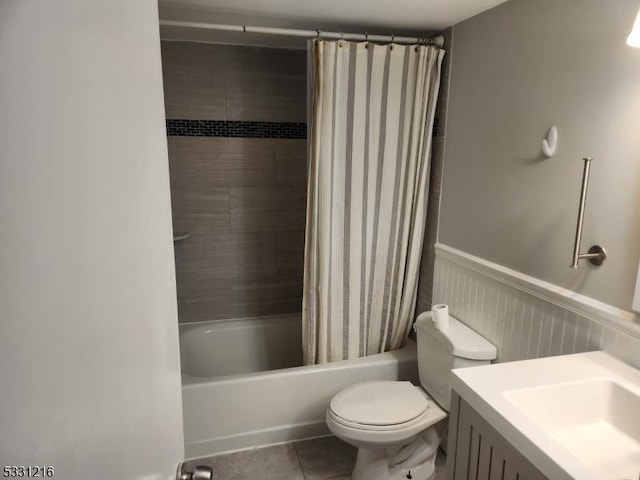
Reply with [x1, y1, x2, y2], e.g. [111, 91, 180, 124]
[505, 379, 640, 480]
[451, 352, 640, 480]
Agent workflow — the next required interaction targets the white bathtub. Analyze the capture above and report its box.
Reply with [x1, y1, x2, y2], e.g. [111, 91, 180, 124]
[179, 313, 419, 458]
[180, 314, 304, 378]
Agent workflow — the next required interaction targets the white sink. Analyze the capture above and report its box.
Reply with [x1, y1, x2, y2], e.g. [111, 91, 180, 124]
[505, 379, 640, 480]
[450, 352, 640, 480]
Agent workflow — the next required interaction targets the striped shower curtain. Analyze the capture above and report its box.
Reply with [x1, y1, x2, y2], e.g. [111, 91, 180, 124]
[303, 39, 444, 365]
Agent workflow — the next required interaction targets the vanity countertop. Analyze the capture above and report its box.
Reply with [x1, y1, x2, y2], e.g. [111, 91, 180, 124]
[451, 351, 640, 480]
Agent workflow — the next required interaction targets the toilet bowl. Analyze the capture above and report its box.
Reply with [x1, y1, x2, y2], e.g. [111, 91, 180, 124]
[326, 381, 447, 480]
[326, 311, 497, 480]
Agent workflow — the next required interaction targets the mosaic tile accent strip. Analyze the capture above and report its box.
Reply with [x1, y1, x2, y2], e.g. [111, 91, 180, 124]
[166, 119, 307, 139]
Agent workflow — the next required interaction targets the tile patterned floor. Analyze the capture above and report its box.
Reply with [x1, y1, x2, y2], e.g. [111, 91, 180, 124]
[184, 435, 447, 480]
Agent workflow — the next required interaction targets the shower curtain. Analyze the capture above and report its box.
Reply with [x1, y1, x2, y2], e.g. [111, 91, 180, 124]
[303, 39, 444, 365]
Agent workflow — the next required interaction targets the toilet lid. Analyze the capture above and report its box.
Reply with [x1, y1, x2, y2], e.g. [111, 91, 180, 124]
[330, 381, 429, 426]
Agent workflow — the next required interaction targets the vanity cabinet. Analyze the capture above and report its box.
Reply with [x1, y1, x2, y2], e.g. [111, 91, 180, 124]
[446, 391, 547, 480]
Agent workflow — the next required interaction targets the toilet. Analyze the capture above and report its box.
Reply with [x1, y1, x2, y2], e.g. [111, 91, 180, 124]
[326, 311, 497, 480]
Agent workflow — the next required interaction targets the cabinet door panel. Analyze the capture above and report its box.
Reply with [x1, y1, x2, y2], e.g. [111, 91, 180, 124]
[447, 391, 547, 480]
[488, 450, 505, 480]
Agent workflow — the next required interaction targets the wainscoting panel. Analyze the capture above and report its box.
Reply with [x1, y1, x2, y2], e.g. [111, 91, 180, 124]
[433, 245, 640, 369]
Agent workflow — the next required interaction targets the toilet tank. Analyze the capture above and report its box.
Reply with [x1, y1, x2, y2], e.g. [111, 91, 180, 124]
[413, 311, 496, 411]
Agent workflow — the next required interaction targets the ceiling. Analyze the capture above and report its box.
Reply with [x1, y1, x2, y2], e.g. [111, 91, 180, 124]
[159, 0, 510, 48]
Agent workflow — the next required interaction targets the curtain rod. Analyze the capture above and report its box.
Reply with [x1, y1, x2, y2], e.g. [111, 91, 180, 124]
[159, 20, 445, 47]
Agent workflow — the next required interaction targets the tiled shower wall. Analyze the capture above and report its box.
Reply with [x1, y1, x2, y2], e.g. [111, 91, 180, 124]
[433, 254, 640, 369]
[161, 41, 307, 323]
[161, 42, 306, 122]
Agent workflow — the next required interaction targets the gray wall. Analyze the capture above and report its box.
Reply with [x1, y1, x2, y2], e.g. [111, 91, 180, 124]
[0, 1, 184, 477]
[439, 0, 640, 311]
[161, 42, 307, 323]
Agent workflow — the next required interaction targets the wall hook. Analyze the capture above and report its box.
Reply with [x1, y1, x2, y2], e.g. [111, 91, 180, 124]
[542, 125, 558, 157]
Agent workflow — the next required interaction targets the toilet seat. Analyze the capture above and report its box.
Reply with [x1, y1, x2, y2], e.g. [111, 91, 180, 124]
[327, 404, 434, 432]
[326, 385, 447, 448]
[329, 381, 429, 428]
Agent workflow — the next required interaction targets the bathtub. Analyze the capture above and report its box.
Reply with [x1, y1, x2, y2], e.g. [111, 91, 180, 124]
[179, 313, 419, 458]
